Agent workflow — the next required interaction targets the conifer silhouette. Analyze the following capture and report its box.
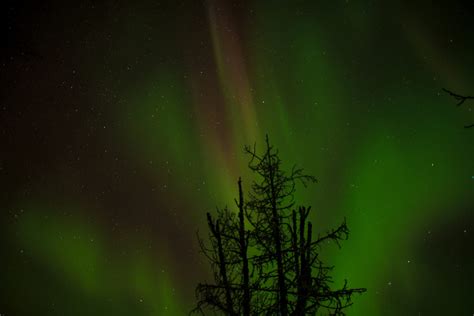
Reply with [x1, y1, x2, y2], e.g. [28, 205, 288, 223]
[192, 136, 366, 315]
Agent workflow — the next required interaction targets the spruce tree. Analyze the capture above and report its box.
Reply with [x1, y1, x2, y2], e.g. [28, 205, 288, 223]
[192, 136, 365, 315]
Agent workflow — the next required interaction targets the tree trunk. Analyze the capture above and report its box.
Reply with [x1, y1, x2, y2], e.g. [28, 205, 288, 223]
[266, 137, 288, 316]
[207, 213, 235, 316]
[238, 178, 251, 316]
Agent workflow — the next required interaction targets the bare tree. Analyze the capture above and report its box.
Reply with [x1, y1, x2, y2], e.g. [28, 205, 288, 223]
[192, 136, 366, 315]
[443, 88, 474, 128]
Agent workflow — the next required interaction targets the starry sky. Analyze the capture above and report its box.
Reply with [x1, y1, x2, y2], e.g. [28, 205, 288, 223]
[1, 0, 473, 315]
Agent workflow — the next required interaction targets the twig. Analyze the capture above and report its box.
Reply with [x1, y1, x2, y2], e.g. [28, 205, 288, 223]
[442, 88, 474, 106]
[442, 88, 474, 128]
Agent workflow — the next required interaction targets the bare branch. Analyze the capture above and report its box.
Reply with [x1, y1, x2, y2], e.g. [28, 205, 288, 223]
[443, 88, 474, 128]
[443, 88, 474, 106]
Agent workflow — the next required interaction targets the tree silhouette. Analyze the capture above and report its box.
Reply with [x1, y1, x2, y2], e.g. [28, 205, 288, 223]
[192, 136, 366, 315]
[443, 88, 474, 128]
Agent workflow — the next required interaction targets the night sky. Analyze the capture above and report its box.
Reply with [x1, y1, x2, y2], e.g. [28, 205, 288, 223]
[1, 0, 473, 315]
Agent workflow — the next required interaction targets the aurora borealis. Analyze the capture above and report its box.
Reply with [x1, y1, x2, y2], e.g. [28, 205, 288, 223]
[1, 0, 473, 314]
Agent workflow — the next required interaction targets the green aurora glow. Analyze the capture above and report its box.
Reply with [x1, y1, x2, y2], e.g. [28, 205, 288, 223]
[1, 0, 473, 315]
